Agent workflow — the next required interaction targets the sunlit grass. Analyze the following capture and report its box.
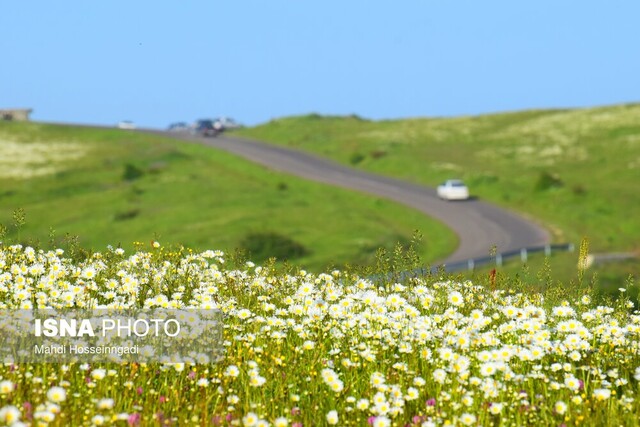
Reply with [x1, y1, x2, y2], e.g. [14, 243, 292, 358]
[236, 104, 640, 254]
[0, 122, 456, 272]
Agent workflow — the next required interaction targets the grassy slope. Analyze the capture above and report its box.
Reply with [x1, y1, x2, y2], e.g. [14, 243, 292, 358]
[0, 122, 456, 271]
[236, 104, 640, 253]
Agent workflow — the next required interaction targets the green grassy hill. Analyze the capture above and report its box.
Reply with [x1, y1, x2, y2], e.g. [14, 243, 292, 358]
[0, 122, 456, 271]
[2, 103, 638, 280]
[236, 104, 640, 255]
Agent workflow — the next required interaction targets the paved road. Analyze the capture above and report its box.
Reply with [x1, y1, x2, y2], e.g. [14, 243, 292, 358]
[159, 131, 551, 265]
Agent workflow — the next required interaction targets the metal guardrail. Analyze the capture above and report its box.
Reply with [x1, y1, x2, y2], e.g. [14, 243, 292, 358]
[439, 243, 575, 273]
[376, 243, 575, 283]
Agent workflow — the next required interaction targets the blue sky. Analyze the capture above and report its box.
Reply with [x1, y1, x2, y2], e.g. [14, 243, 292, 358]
[2, 1, 639, 128]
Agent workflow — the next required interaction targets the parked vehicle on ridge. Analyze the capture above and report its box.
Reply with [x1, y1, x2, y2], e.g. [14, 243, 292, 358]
[214, 117, 242, 130]
[192, 119, 221, 137]
[167, 122, 189, 132]
[117, 120, 136, 130]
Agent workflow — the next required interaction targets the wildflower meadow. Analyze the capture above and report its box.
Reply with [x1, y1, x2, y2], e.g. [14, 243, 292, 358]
[0, 241, 639, 426]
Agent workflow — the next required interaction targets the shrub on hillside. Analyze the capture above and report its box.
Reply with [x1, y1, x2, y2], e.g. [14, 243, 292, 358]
[535, 171, 563, 191]
[239, 231, 310, 262]
[349, 152, 365, 165]
[113, 208, 140, 221]
[122, 163, 145, 182]
[572, 184, 587, 195]
[277, 182, 288, 191]
[370, 149, 387, 159]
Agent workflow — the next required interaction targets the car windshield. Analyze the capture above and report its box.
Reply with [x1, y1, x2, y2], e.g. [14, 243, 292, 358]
[450, 181, 465, 187]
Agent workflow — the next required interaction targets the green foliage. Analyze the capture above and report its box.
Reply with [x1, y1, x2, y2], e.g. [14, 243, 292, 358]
[122, 163, 145, 182]
[12, 207, 26, 228]
[61, 232, 92, 263]
[572, 184, 587, 195]
[595, 265, 639, 309]
[577, 237, 590, 285]
[370, 149, 387, 159]
[9, 207, 27, 242]
[113, 208, 141, 221]
[239, 231, 310, 263]
[534, 171, 563, 191]
[349, 152, 365, 165]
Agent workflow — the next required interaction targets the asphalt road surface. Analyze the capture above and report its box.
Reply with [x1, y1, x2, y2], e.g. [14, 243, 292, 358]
[160, 131, 551, 266]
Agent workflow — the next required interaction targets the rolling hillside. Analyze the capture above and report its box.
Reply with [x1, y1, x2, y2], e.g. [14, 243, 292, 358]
[236, 103, 640, 255]
[0, 122, 456, 271]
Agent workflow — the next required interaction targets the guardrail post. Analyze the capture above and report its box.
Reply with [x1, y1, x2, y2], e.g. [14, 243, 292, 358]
[544, 244, 551, 256]
[496, 253, 503, 267]
[467, 259, 475, 270]
[520, 248, 528, 263]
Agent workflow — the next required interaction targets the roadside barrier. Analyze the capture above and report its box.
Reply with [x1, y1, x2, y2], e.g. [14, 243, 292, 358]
[439, 243, 575, 273]
[376, 243, 575, 283]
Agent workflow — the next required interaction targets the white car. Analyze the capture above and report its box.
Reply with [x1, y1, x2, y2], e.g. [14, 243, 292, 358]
[214, 117, 242, 130]
[437, 179, 470, 201]
[117, 120, 136, 130]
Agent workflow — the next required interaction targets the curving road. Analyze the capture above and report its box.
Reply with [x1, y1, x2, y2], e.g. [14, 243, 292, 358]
[158, 131, 550, 265]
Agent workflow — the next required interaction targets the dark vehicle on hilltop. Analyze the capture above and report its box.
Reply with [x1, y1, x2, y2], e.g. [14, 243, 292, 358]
[192, 119, 222, 137]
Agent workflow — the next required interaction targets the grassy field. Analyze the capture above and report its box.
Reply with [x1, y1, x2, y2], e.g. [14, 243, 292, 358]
[235, 104, 640, 286]
[0, 121, 457, 272]
[236, 104, 640, 254]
